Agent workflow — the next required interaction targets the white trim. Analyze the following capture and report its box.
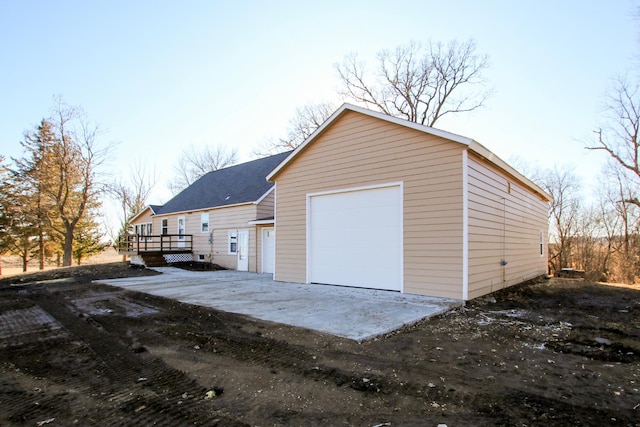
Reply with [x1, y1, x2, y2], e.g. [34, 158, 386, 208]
[200, 212, 210, 233]
[469, 140, 550, 202]
[266, 103, 552, 204]
[153, 201, 256, 218]
[273, 182, 277, 280]
[228, 230, 238, 255]
[261, 227, 275, 274]
[254, 186, 275, 205]
[305, 181, 404, 292]
[306, 181, 404, 199]
[248, 219, 275, 225]
[462, 151, 469, 301]
[130, 205, 157, 223]
[268, 103, 471, 181]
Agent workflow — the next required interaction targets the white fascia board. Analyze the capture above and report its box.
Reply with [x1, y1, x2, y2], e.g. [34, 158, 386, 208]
[266, 103, 473, 181]
[254, 185, 275, 205]
[129, 206, 153, 223]
[248, 219, 275, 225]
[155, 201, 255, 218]
[468, 140, 552, 202]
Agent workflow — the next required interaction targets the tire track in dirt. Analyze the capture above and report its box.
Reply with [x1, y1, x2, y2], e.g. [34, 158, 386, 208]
[16, 288, 248, 426]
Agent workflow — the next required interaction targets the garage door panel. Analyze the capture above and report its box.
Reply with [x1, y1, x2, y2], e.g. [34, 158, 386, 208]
[309, 185, 402, 291]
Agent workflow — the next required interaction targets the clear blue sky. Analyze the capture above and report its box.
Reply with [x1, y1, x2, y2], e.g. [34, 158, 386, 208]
[1, 1, 638, 212]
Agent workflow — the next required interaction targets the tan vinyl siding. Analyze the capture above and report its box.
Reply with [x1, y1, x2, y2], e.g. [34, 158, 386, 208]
[131, 208, 154, 226]
[151, 203, 261, 271]
[209, 204, 257, 271]
[467, 153, 548, 299]
[256, 190, 275, 219]
[273, 110, 465, 299]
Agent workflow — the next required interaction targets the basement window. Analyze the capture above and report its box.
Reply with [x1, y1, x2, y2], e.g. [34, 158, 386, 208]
[198, 254, 205, 261]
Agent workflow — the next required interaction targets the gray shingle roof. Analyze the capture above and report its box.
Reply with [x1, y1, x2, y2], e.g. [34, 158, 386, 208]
[155, 151, 291, 216]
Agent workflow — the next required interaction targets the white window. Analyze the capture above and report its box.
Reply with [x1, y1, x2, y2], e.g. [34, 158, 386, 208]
[201, 213, 209, 233]
[161, 219, 168, 235]
[228, 231, 238, 254]
[136, 223, 152, 241]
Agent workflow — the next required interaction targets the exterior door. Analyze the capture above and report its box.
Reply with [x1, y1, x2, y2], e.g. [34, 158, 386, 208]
[262, 228, 275, 274]
[308, 185, 402, 291]
[177, 216, 185, 248]
[237, 229, 249, 271]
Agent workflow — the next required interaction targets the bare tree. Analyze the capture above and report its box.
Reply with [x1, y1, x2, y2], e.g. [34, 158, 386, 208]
[588, 76, 640, 206]
[254, 101, 336, 156]
[109, 161, 158, 255]
[45, 97, 113, 266]
[597, 162, 640, 283]
[336, 39, 491, 127]
[168, 144, 238, 194]
[539, 166, 582, 274]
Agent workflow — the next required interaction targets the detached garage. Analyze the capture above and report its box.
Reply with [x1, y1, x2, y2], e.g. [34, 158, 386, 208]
[267, 104, 551, 300]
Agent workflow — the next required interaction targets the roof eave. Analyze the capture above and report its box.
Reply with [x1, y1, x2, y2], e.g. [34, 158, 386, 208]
[469, 140, 552, 202]
[154, 201, 256, 217]
[267, 103, 473, 181]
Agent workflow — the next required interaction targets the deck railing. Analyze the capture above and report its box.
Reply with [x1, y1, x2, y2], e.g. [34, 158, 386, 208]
[117, 234, 193, 254]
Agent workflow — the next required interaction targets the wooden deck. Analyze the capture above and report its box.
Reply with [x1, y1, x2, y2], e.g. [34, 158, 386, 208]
[117, 234, 193, 255]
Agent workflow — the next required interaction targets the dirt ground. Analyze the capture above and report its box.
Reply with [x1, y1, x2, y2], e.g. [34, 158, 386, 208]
[0, 263, 638, 426]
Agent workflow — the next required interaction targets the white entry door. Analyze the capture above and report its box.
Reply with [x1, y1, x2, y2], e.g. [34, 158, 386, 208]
[262, 228, 275, 274]
[237, 229, 249, 271]
[308, 185, 402, 291]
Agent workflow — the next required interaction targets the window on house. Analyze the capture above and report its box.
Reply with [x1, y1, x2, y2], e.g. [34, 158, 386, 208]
[161, 219, 168, 235]
[540, 231, 544, 256]
[198, 254, 205, 261]
[201, 213, 209, 233]
[228, 231, 238, 254]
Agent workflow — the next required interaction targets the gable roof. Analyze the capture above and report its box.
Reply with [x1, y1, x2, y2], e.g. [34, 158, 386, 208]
[267, 103, 551, 202]
[155, 151, 291, 216]
[130, 204, 162, 223]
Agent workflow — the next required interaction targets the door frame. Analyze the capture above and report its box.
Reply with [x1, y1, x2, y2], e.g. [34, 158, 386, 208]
[177, 216, 186, 248]
[261, 227, 275, 274]
[306, 182, 403, 291]
[236, 229, 249, 271]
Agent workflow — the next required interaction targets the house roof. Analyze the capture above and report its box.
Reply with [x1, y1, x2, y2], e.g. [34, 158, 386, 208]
[129, 204, 162, 223]
[267, 103, 551, 202]
[155, 151, 292, 216]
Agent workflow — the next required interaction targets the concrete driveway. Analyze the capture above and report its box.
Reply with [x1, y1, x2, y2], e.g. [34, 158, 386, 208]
[95, 268, 460, 342]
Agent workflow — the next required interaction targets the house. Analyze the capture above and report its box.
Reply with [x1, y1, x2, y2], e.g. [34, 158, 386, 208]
[266, 104, 552, 300]
[127, 151, 290, 272]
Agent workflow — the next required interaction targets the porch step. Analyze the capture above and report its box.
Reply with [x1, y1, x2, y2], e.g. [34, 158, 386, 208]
[139, 252, 168, 267]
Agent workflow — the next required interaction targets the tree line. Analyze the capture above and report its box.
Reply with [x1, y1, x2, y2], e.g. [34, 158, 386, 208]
[537, 74, 640, 283]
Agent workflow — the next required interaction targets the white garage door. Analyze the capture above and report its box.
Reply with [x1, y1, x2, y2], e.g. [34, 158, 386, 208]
[308, 185, 402, 291]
